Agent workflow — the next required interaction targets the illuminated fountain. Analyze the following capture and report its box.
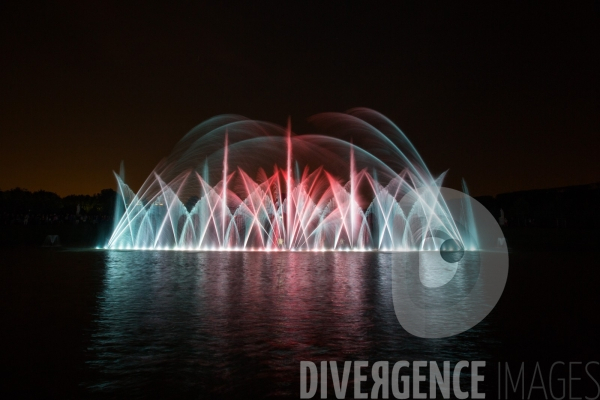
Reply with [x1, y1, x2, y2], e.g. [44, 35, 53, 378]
[106, 108, 477, 251]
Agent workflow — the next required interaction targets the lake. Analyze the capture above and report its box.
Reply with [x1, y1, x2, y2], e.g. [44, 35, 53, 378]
[1, 248, 598, 398]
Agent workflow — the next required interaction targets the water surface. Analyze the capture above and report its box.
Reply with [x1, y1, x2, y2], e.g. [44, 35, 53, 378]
[84, 251, 497, 398]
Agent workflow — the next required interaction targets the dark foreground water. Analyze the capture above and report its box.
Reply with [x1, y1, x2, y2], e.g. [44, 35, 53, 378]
[1, 249, 599, 399]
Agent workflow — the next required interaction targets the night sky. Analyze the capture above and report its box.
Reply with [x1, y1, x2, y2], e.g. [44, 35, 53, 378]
[1, 2, 598, 197]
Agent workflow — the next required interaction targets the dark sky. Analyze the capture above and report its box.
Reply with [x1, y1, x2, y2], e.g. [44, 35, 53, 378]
[1, 1, 598, 197]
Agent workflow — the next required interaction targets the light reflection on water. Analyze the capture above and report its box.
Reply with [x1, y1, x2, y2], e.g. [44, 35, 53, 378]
[85, 251, 498, 398]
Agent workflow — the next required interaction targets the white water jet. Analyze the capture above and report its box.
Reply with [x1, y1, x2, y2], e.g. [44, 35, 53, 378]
[107, 109, 478, 251]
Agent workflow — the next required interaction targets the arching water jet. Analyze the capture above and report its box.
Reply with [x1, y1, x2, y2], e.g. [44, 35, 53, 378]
[107, 109, 479, 252]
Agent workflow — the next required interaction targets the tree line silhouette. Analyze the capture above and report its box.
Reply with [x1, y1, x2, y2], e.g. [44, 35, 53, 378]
[0, 188, 116, 246]
[0, 188, 116, 226]
[475, 182, 600, 229]
[1, 181, 598, 247]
